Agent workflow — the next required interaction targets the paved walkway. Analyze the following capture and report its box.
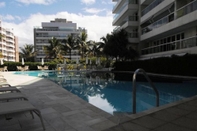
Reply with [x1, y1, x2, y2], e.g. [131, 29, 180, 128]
[0, 72, 197, 131]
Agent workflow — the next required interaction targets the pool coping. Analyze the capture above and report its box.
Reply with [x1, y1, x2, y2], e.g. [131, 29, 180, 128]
[124, 95, 197, 120]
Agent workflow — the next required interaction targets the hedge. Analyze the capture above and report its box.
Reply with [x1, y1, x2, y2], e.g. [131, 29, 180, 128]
[1, 62, 57, 71]
[113, 54, 197, 77]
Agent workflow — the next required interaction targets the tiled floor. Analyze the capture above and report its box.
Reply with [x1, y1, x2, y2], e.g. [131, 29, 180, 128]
[1, 72, 197, 131]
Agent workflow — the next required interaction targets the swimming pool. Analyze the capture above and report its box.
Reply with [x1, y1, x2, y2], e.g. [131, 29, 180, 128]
[14, 71, 197, 114]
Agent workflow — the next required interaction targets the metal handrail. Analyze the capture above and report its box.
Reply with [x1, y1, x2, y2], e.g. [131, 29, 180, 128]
[132, 68, 159, 114]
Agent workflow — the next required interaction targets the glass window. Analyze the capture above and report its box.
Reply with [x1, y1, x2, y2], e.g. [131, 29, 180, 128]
[164, 38, 166, 43]
[181, 33, 185, 39]
[172, 36, 175, 41]
[167, 37, 171, 42]
[177, 34, 180, 40]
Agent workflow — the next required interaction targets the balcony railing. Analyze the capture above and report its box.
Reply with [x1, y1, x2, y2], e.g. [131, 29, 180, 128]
[113, 0, 138, 20]
[142, 13, 174, 35]
[128, 32, 138, 38]
[141, 36, 197, 55]
[141, 0, 197, 35]
[177, 0, 197, 18]
[36, 35, 67, 38]
[34, 28, 77, 32]
[113, 0, 138, 10]
[141, 0, 164, 16]
[113, 26, 120, 32]
[120, 15, 138, 27]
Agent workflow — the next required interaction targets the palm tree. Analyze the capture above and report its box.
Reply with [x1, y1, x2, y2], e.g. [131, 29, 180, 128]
[98, 33, 112, 57]
[43, 37, 61, 59]
[103, 28, 139, 61]
[19, 44, 35, 62]
[61, 34, 77, 60]
[86, 40, 100, 57]
[77, 32, 89, 58]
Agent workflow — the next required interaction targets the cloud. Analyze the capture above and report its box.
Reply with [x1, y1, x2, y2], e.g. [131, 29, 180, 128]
[15, 0, 56, 5]
[83, 8, 105, 14]
[2, 11, 113, 47]
[101, 0, 113, 5]
[0, 2, 5, 8]
[0, 15, 22, 21]
[81, 0, 95, 5]
[1, 15, 15, 21]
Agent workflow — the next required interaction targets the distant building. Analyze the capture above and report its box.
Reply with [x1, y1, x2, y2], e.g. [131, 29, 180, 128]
[0, 20, 19, 62]
[112, 0, 197, 59]
[34, 18, 86, 62]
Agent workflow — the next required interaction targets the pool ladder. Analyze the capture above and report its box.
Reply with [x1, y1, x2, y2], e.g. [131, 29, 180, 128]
[132, 68, 159, 114]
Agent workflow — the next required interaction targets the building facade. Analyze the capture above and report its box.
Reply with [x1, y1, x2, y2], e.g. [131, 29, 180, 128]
[0, 20, 19, 62]
[34, 18, 86, 62]
[112, 0, 197, 59]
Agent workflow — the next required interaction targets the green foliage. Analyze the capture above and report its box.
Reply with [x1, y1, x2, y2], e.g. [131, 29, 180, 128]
[3, 62, 57, 71]
[113, 54, 197, 77]
[43, 37, 62, 59]
[103, 28, 139, 61]
[19, 44, 35, 62]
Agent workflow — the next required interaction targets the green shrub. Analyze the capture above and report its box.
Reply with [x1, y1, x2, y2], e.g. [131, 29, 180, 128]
[3, 62, 57, 71]
[113, 54, 197, 77]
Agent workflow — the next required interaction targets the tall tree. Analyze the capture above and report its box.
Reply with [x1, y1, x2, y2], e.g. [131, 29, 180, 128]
[19, 44, 35, 62]
[98, 33, 112, 57]
[43, 37, 61, 59]
[77, 32, 89, 58]
[87, 40, 100, 57]
[103, 29, 139, 61]
[61, 34, 77, 60]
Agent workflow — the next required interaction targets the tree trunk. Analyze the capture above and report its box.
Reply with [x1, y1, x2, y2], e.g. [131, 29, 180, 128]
[70, 49, 71, 60]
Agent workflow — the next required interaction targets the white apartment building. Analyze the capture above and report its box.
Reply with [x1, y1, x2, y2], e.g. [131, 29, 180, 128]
[113, 0, 197, 59]
[34, 18, 86, 62]
[0, 20, 19, 62]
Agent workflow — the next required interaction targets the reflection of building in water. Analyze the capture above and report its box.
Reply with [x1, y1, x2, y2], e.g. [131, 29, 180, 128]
[55, 72, 115, 88]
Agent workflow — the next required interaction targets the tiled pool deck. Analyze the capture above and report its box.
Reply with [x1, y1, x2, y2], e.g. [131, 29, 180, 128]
[1, 72, 197, 131]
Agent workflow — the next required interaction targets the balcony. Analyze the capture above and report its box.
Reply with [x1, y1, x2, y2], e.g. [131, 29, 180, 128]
[142, 13, 174, 35]
[113, 0, 138, 19]
[6, 44, 15, 48]
[117, 15, 139, 29]
[141, 0, 174, 24]
[113, 0, 138, 13]
[35, 36, 66, 39]
[6, 39, 14, 43]
[141, 0, 164, 16]
[113, 6, 138, 26]
[128, 32, 139, 43]
[176, 0, 197, 18]
[34, 28, 76, 32]
[141, 36, 197, 55]
[141, 0, 197, 41]
[113, 0, 123, 13]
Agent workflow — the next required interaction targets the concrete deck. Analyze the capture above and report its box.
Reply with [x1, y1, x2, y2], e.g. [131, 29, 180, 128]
[0, 72, 197, 131]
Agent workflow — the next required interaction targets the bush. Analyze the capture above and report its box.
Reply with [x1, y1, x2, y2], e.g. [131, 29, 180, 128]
[113, 54, 197, 77]
[3, 62, 57, 71]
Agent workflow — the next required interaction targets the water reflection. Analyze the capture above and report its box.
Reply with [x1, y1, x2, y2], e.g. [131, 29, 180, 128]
[37, 71, 197, 114]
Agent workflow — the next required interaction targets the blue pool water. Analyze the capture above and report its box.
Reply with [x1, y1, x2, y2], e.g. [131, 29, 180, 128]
[14, 71, 197, 114]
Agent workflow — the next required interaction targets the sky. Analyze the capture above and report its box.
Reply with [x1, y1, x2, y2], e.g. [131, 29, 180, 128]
[0, 0, 115, 47]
